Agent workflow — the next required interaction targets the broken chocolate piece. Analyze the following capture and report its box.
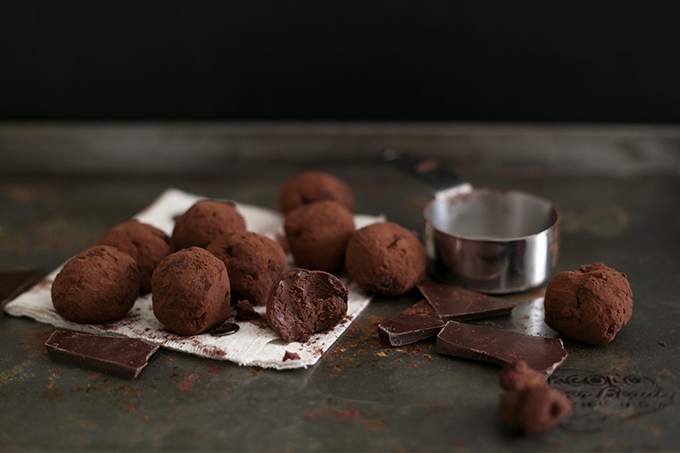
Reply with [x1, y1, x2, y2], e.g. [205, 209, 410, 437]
[45, 329, 159, 379]
[378, 299, 445, 346]
[436, 321, 567, 376]
[266, 269, 348, 343]
[0, 268, 46, 315]
[283, 350, 301, 361]
[417, 280, 516, 322]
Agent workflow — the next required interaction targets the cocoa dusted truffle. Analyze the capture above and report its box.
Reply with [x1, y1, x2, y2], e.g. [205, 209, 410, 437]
[284, 200, 355, 273]
[171, 200, 246, 251]
[151, 247, 231, 336]
[206, 231, 288, 306]
[544, 262, 633, 345]
[266, 269, 348, 343]
[279, 171, 353, 214]
[97, 219, 171, 293]
[51, 245, 140, 323]
[498, 360, 572, 435]
[345, 222, 426, 296]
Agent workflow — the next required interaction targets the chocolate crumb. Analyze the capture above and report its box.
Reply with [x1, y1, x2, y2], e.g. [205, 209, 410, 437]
[235, 300, 261, 321]
[283, 351, 301, 361]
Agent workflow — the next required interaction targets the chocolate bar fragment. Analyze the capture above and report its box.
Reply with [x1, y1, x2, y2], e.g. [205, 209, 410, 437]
[0, 268, 46, 315]
[378, 299, 445, 346]
[45, 329, 159, 379]
[417, 280, 516, 322]
[436, 321, 567, 376]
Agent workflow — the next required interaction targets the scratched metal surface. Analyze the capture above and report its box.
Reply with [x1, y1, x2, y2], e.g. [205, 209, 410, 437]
[1, 148, 680, 451]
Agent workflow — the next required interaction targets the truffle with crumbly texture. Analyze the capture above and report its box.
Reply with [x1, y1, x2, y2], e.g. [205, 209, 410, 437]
[498, 360, 572, 435]
[51, 245, 140, 323]
[97, 219, 171, 293]
[345, 222, 426, 296]
[284, 200, 355, 273]
[151, 247, 231, 336]
[171, 200, 246, 251]
[544, 263, 633, 345]
[266, 269, 348, 343]
[279, 171, 353, 214]
[206, 231, 288, 306]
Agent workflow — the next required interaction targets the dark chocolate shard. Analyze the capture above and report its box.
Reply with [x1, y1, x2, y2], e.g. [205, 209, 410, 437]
[0, 268, 47, 315]
[417, 280, 516, 321]
[436, 321, 567, 376]
[378, 299, 445, 346]
[45, 329, 159, 379]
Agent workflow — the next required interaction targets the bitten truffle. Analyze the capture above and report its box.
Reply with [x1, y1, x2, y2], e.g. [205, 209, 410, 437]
[266, 269, 348, 343]
[279, 171, 353, 214]
[284, 200, 355, 272]
[151, 247, 231, 336]
[345, 222, 426, 296]
[51, 245, 140, 323]
[97, 219, 171, 293]
[206, 231, 288, 306]
[498, 360, 572, 436]
[171, 200, 246, 251]
[544, 262, 633, 345]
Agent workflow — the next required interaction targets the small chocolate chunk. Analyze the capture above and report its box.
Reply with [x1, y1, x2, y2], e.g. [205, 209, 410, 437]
[45, 329, 159, 379]
[0, 268, 46, 315]
[235, 299, 261, 321]
[266, 269, 348, 343]
[417, 280, 516, 321]
[377, 299, 445, 346]
[283, 350, 301, 361]
[436, 321, 567, 376]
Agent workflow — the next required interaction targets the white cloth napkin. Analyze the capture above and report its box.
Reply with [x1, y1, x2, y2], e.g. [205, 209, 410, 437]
[5, 188, 384, 369]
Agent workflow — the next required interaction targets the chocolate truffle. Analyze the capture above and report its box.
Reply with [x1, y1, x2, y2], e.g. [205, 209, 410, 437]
[206, 231, 288, 306]
[151, 247, 231, 336]
[51, 245, 140, 324]
[544, 263, 633, 345]
[498, 360, 572, 435]
[266, 269, 348, 343]
[279, 171, 353, 214]
[171, 200, 246, 251]
[97, 219, 171, 293]
[284, 200, 355, 272]
[345, 222, 426, 296]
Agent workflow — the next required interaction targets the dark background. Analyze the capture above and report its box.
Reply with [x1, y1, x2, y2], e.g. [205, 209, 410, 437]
[2, 1, 679, 123]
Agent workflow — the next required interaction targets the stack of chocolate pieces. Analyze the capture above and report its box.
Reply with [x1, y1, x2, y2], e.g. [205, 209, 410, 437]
[378, 280, 568, 376]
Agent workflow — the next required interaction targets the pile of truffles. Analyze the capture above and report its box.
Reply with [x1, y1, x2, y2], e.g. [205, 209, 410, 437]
[52, 170, 424, 343]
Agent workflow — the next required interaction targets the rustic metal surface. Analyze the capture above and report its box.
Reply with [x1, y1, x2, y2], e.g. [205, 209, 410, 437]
[1, 135, 679, 452]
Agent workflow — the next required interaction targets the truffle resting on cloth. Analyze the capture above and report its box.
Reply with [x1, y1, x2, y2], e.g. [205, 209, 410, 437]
[151, 247, 231, 336]
[345, 222, 426, 296]
[279, 171, 353, 214]
[97, 219, 171, 293]
[284, 200, 355, 273]
[206, 231, 288, 306]
[51, 245, 140, 323]
[266, 269, 348, 343]
[544, 262, 633, 345]
[171, 200, 246, 251]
